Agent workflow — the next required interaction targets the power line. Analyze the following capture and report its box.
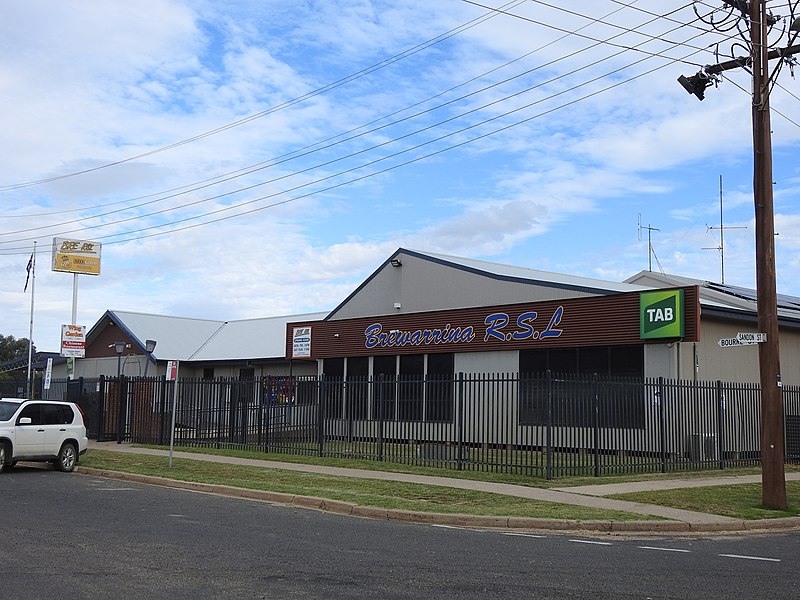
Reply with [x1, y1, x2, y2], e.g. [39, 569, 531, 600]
[0, 0, 529, 193]
[1, 1, 645, 227]
[1, 10, 727, 245]
[2, 43, 703, 256]
[462, 0, 722, 61]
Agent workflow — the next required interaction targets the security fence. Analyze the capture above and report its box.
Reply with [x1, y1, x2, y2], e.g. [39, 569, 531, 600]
[13, 372, 800, 479]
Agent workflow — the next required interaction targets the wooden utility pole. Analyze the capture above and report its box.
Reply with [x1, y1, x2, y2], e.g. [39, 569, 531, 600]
[750, 0, 786, 510]
[680, 1, 795, 509]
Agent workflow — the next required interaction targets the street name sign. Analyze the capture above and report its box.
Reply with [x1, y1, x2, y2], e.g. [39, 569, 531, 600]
[736, 332, 766, 344]
[719, 337, 753, 348]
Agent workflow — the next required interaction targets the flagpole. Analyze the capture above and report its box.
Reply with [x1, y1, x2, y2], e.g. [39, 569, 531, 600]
[26, 241, 36, 400]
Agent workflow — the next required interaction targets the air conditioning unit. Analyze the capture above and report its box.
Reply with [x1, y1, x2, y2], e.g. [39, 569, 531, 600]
[688, 434, 717, 461]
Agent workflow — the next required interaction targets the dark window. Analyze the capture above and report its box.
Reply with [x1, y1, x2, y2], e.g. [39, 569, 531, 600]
[519, 346, 644, 429]
[18, 404, 42, 425]
[578, 346, 608, 375]
[398, 355, 424, 421]
[519, 349, 547, 374]
[373, 355, 397, 420]
[345, 356, 369, 420]
[203, 368, 215, 379]
[610, 345, 644, 378]
[426, 353, 454, 423]
[322, 358, 344, 419]
[549, 347, 577, 374]
[44, 404, 73, 425]
[295, 376, 317, 406]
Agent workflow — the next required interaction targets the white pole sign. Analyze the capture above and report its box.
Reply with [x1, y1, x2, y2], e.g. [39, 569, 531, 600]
[736, 332, 766, 344]
[60, 324, 87, 357]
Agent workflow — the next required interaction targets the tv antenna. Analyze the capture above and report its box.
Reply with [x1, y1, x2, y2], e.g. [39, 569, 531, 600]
[702, 175, 746, 284]
[637, 214, 660, 272]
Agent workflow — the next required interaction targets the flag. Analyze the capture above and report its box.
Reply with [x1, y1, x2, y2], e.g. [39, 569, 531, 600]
[24, 254, 33, 292]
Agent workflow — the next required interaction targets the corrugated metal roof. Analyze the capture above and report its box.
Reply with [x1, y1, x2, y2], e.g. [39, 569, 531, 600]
[407, 249, 650, 294]
[106, 310, 327, 362]
[189, 313, 327, 361]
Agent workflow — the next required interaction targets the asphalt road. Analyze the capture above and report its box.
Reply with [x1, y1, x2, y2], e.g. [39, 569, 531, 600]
[2, 465, 799, 599]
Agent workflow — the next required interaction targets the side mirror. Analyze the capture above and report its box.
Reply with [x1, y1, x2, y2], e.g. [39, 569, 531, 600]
[18, 417, 32, 425]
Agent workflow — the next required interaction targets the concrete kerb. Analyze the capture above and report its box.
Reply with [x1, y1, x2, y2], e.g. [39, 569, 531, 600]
[79, 443, 800, 535]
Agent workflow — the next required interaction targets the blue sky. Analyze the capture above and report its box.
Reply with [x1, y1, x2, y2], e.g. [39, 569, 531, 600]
[1, 0, 799, 351]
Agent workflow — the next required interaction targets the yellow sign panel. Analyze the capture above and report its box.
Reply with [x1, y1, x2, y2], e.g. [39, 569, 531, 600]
[52, 237, 102, 275]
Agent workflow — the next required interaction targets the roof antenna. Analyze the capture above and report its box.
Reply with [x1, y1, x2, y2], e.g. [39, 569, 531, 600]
[638, 214, 660, 272]
[703, 175, 746, 284]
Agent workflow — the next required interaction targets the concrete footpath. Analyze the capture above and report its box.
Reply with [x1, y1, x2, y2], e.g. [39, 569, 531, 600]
[80, 441, 800, 534]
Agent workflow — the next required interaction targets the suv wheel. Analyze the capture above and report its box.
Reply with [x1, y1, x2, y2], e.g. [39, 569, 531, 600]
[0, 443, 7, 474]
[56, 443, 78, 473]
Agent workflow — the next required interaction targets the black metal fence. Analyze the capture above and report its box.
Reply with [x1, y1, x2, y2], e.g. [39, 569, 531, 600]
[12, 372, 800, 478]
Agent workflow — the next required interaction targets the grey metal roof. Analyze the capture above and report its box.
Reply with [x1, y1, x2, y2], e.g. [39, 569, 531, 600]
[404, 249, 650, 294]
[104, 310, 327, 362]
[188, 313, 327, 361]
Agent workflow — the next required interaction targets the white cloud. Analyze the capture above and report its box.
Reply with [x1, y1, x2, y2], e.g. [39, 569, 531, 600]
[2, 1, 799, 351]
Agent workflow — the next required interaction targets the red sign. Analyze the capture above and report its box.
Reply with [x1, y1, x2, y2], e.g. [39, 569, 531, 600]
[166, 360, 179, 381]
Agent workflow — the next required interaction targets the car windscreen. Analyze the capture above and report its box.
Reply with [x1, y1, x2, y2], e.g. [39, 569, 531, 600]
[0, 400, 22, 422]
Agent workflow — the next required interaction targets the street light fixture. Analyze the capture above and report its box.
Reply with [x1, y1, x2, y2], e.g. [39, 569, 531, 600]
[144, 339, 157, 378]
[110, 341, 126, 378]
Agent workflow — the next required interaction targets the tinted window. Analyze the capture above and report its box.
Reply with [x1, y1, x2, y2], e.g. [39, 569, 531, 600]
[426, 353, 454, 423]
[398, 355, 424, 421]
[18, 404, 43, 425]
[44, 404, 74, 425]
[345, 357, 369, 420]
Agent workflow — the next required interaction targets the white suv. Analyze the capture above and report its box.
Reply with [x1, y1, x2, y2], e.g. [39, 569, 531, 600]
[0, 399, 88, 473]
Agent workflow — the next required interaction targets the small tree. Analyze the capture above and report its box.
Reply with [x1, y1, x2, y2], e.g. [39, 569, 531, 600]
[0, 334, 35, 380]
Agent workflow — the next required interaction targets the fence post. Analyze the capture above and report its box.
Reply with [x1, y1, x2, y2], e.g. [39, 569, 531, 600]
[215, 380, 224, 449]
[716, 380, 726, 470]
[116, 376, 127, 444]
[256, 377, 263, 448]
[263, 377, 272, 451]
[593, 373, 600, 477]
[546, 369, 553, 481]
[97, 375, 105, 441]
[658, 377, 667, 473]
[377, 374, 385, 462]
[318, 375, 325, 457]
[157, 376, 167, 445]
[457, 373, 464, 471]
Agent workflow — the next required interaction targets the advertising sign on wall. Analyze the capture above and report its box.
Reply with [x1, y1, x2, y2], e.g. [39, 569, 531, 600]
[287, 286, 700, 360]
[640, 289, 685, 339]
[292, 327, 312, 358]
[52, 237, 102, 275]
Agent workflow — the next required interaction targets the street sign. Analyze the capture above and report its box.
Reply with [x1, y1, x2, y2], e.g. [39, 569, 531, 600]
[44, 358, 53, 390]
[166, 360, 179, 381]
[718, 337, 754, 348]
[736, 332, 766, 344]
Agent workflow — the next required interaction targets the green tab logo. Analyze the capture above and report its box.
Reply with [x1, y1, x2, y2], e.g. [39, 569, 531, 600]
[640, 289, 684, 339]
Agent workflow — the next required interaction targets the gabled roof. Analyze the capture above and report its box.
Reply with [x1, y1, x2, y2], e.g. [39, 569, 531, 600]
[412, 249, 646, 294]
[326, 247, 649, 320]
[88, 310, 328, 362]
